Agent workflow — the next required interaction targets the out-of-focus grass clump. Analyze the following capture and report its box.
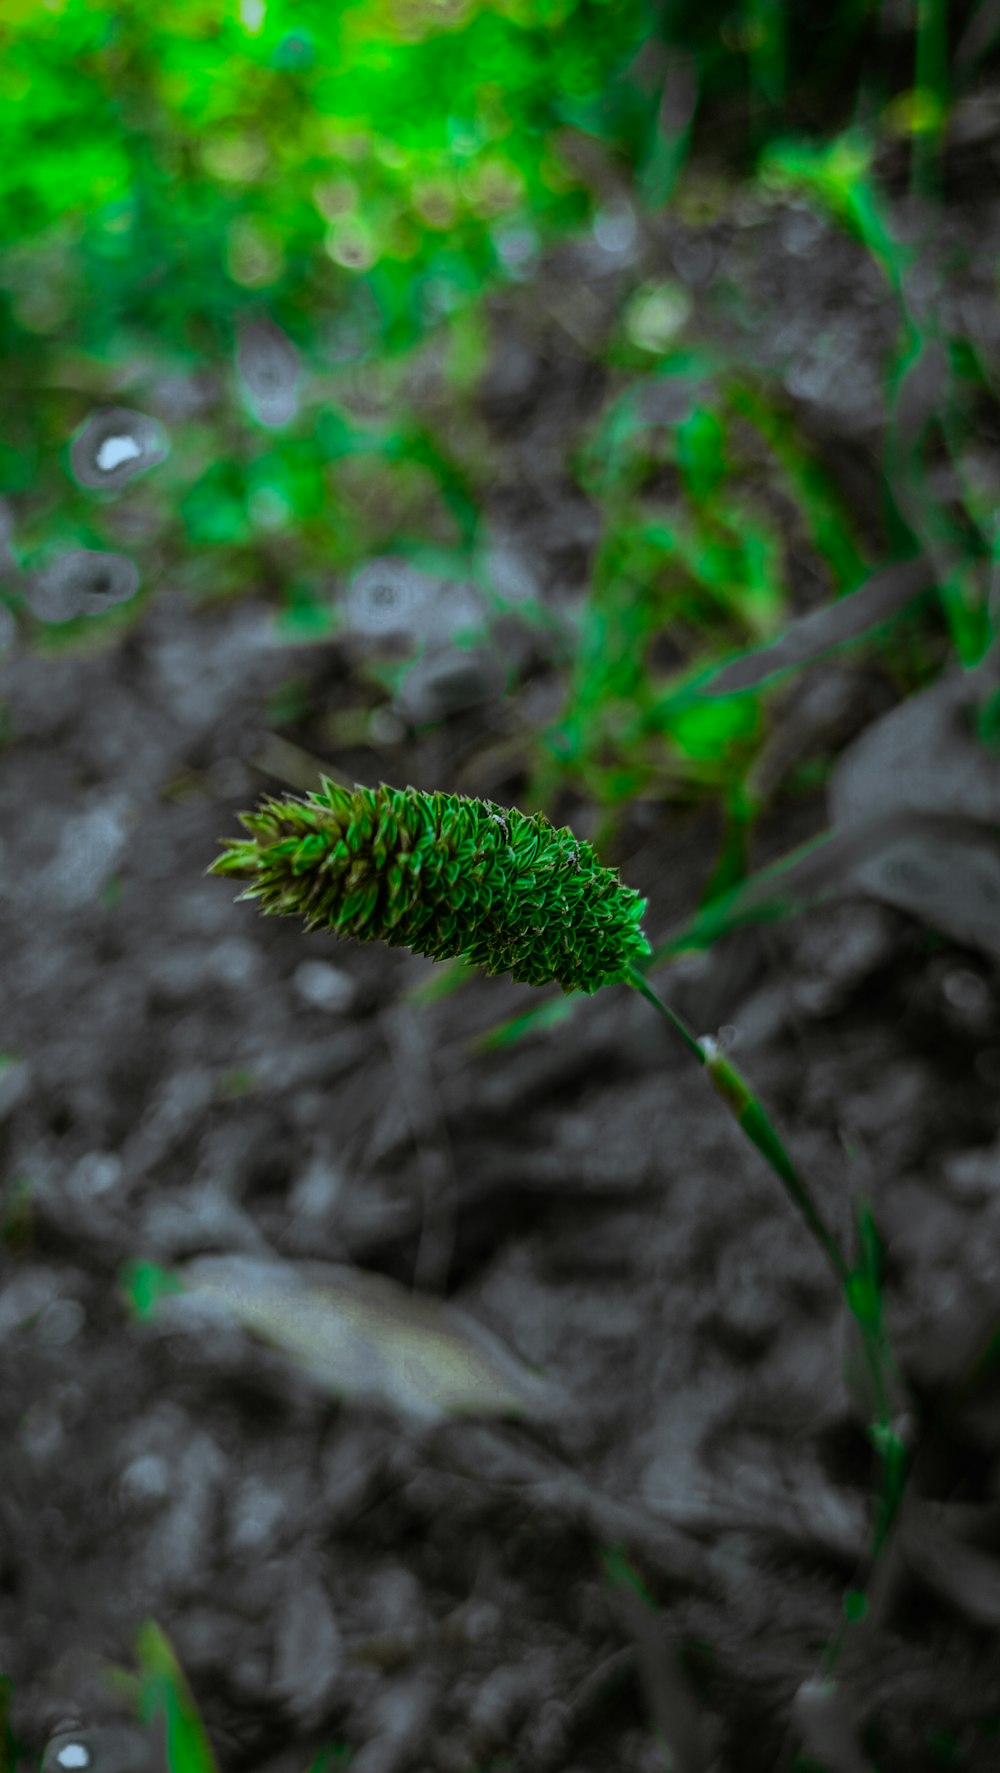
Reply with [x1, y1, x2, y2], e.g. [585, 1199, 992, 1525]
[2, 0, 997, 891]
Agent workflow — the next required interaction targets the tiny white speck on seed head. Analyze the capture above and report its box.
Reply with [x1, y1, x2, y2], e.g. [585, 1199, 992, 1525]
[56, 1746, 91, 1770]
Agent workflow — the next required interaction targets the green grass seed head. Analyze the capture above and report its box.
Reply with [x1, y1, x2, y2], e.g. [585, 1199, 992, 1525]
[208, 778, 651, 994]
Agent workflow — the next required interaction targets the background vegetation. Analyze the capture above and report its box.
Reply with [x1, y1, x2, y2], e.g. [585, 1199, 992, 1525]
[3, 1, 1000, 1769]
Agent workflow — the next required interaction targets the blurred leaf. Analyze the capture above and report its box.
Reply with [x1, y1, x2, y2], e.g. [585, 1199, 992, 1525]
[636, 48, 697, 207]
[135, 1622, 217, 1773]
[758, 129, 910, 295]
[830, 663, 1000, 830]
[721, 379, 871, 591]
[702, 557, 935, 695]
[668, 691, 760, 765]
[471, 989, 584, 1051]
[676, 405, 726, 501]
[403, 954, 478, 1006]
[652, 807, 1000, 962]
[791, 1678, 868, 1773]
[829, 662, 1000, 956]
[850, 820, 1000, 960]
[302, 1750, 352, 1773]
[166, 1254, 562, 1424]
[603, 1545, 710, 1773]
[120, 1258, 186, 1322]
[180, 464, 252, 546]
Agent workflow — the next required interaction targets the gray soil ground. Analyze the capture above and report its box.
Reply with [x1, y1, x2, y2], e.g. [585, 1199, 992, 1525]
[3, 116, 1000, 1773]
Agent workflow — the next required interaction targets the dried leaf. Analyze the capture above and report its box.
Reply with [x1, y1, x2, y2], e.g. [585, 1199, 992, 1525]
[174, 1253, 561, 1425]
[829, 664, 1000, 831]
[849, 820, 1000, 959]
[823, 663, 1000, 956]
[657, 808, 986, 956]
[703, 556, 934, 696]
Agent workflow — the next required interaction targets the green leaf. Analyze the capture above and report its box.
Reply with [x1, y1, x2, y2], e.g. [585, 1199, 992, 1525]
[845, 1272, 882, 1335]
[120, 1258, 186, 1323]
[471, 990, 583, 1051]
[676, 405, 726, 499]
[135, 1621, 217, 1773]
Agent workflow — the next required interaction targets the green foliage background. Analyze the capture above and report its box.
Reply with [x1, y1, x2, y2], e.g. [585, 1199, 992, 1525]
[0, 0, 995, 854]
[2, 0, 998, 899]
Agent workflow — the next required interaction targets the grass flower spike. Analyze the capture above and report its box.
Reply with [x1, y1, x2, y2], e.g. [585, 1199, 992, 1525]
[211, 774, 914, 1637]
[209, 778, 651, 994]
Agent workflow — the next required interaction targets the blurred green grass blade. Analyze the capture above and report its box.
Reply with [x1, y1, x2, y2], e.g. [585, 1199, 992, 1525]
[383, 422, 481, 549]
[120, 1257, 185, 1321]
[470, 991, 584, 1051]
[750, 0, 787, 110]
[676, 404, 727, 500]
[654, 806, 1000, 963]
[600, 1541, 657, 1606]
[886, 335, 991, 665]
[303, 1748, 352, 1772]
[936, 561, 994, 667]
[135, 1622, 217, 1773]
[650, 823, 853, 958]
[668, 690, 761, 767]
[911, 0, 949, 196]
[725, 380, 869, 588]
[403, 955, 478, 1007]
[635, 48, 698, 208]
[573, 351, 725, 499]
[698, 780, 753, 903]
[602, 1544, 710, 1773]
[757, 130, 910, 295]
[846, 1200, 886, 1338]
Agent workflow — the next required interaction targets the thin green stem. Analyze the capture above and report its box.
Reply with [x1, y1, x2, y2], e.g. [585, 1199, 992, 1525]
[627, 959, 917, 1655]
[626, 962, 849, 1288]
[627, 957, 914, 1659]
[626, 961, 707, 1065]
[911, 0, 947, 197]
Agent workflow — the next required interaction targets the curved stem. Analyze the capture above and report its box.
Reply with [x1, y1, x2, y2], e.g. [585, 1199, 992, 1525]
[626, 960, 707, 1065]
[626, 961, 849, 1288]
[627, 961, 917, 1670]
